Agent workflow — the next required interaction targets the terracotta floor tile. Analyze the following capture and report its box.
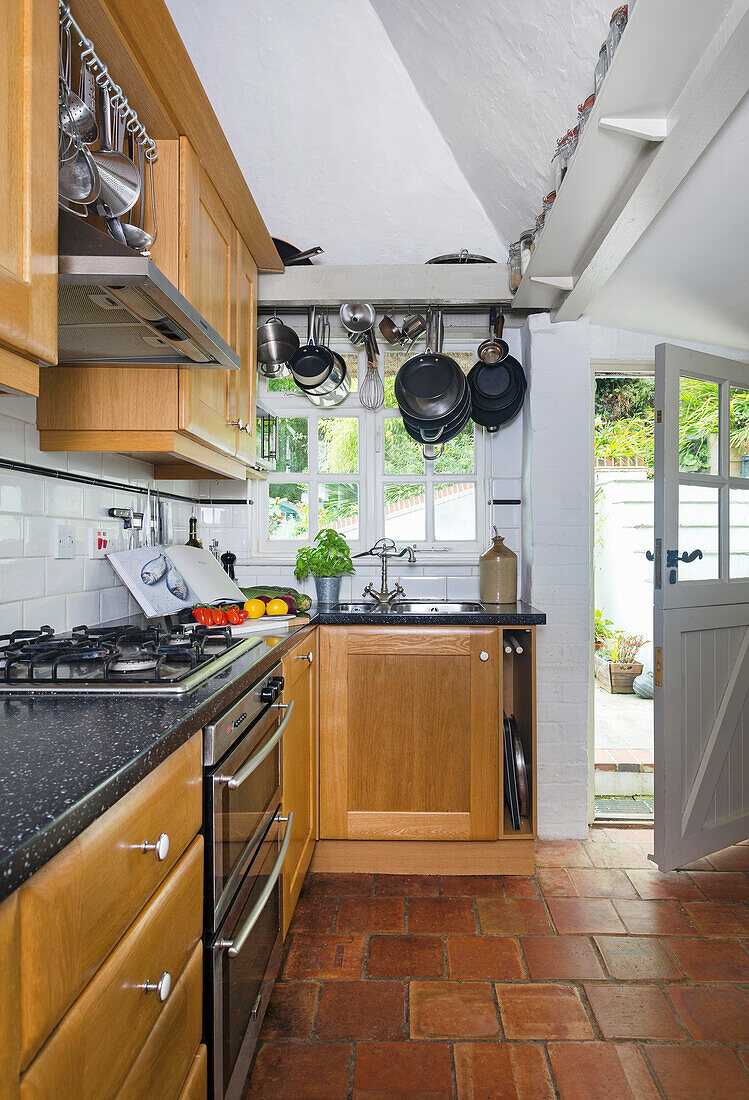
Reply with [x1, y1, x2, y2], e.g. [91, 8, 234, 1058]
[316, 980, 405, 1040]
[569, 868, 639, 898]
[548, 1041, 659, 1100]
[477, 898, 554, 935]
[258, 981, 319, 1041]
[687, 871, 749, 901]
[447, 935, 525, 980]
[613, 899, 697, 936]
[584, 983, 685, 1040]
[305, 872, 373, 896]
[496, 982, 594, 1040]
[366, 934, 444, 979]
[522, 935, 605, 980]
[408, 896, 477, 933]
[584, 842, 654, 869]
[454, 1042, 555, 1100]
[667, 985, 749, 1043]
[594, 936, 683, 980]
[336, 896, 405, 933]
[535, 840, 593, 867]
[646, 1044, 749, 1100]
[537, 868, 578, 896]
[678, 856, 714, 872]
[247, 1042, 352, 1099]
[288, 896, 338, 933]
[410, 981, 499, 1039]
[708, 844, 749, 871]
[547, 897, 625, 934]
[626, 869, 704, 900]
[372, 874, 440, 896]
[440, 875, 506, 897]
[604, 827, 654, 845]
[666, 936, 749, 981]
[353, 1041, 453, 1099]
[503, 876, 541, 898]
[681, 900, 749, 936]
[282, 933, 366, 980]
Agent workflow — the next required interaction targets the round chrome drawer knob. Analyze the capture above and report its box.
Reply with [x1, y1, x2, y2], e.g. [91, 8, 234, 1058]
[295, 651, 313, 663]
[479, 650, 490, 662]
[142, 832, 170, 861]
[140, 971, 171, 1002]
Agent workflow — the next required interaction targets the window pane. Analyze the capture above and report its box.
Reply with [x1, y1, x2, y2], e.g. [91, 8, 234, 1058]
[434, 482, 476, 541]
[341, 353, 359, 392]
[319, 483, 359, 540]
[384, 483, 426, 541]
[273, 417, 308, 473]
[678, 484, 718, 579]
[435, 422, 475, 474]
[318, 418, 358, 473]
[679, 377, 719, 475]
[730, 487, 749, 578]
[268, 483, 308, 539]
[384, 417, 424, 474]
[384, 352, 409, 408]
[267, 370, 298, 394]
[730, 386, 749, 477]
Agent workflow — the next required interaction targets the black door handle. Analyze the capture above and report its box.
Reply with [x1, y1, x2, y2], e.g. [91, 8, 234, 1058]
[680, 549, 703, 563]
[645, 550, 654, 561]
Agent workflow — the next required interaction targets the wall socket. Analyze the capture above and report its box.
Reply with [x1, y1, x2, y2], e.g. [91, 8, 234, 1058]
[52, 524, 76, 559]
[88, 527, 112, 559]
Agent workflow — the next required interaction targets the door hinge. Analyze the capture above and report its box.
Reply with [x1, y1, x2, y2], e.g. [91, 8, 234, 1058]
[654, 646, 662, 687]
[656, 409, 662, 423]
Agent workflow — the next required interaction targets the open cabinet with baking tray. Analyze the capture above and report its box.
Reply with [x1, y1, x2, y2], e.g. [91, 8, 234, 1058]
[500, 628, 536, 838]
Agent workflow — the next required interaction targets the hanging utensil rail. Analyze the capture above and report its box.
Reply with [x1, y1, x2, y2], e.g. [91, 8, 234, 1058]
[58, 0, 158, 162]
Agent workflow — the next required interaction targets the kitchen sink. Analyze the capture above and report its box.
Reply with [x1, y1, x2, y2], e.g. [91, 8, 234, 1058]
[331, 600, 487, 614]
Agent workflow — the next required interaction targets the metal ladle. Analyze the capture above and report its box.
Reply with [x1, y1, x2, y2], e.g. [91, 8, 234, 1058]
[122, 141, 157, 252]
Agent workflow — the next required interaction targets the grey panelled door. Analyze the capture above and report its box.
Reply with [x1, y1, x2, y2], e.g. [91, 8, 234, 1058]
[653, 343, 749, 870]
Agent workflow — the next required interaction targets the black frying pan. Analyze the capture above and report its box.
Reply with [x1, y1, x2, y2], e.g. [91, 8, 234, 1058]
[287, 306, 335, 385]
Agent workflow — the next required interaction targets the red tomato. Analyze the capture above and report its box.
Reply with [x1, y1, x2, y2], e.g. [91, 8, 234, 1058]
[211, 608, 227, 626]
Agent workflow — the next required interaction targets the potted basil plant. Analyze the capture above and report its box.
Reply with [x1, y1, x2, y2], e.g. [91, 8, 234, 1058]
[294, 528, 354, 606]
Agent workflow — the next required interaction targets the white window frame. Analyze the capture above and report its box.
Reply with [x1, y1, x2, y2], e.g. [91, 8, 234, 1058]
[255, 337, 488, 559]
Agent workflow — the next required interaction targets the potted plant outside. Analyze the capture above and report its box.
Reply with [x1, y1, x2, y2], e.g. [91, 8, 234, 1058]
[295, 528, 354, 606]
[595, 631, 647, 694]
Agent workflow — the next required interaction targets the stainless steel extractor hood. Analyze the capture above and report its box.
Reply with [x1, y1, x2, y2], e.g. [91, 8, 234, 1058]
[53, 212, 239, 369]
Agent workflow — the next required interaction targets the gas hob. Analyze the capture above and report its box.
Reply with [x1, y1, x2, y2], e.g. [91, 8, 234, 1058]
[0, 623, 261, 695]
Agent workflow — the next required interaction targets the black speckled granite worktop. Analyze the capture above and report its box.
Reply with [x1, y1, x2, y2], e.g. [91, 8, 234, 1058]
[0, 603, 544, 901]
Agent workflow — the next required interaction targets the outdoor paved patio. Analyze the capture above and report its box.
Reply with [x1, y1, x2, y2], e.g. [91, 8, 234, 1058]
[594, 683, 653, 769]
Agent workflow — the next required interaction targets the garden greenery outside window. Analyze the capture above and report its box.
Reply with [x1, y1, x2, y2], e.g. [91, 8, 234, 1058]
[256, 342, 488, 556]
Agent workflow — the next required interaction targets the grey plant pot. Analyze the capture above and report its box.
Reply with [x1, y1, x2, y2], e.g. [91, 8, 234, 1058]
[314, 575, 341, 606]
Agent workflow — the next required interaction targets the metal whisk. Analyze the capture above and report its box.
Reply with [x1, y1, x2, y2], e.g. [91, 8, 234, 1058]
[359, 329, 384, 411]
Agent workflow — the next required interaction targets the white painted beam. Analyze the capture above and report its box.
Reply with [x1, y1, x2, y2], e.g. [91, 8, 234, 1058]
[598, 117, 671, 141]
[530, 276, 576, 291]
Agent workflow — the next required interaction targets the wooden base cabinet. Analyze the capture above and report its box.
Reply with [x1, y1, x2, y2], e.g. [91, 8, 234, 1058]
[319, 627, 500, 842]
[281, 629, 318, 937]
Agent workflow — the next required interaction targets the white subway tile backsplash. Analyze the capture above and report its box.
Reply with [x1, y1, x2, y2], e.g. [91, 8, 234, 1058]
[67, 451, 104, 479]
[101, 453, 133, 481]
[0, 414, 26, 461]
[83, 557, 116, 591]
[23, 595, 66, 631]
[100, 586, 130, 623]
[0, 470, 44, 515]
[0, 558, 44, 602]
[66, 590, 102, 630]
[45, 557, 85, 596]
[446, 575, 481, 600]
[1, 600, 23, 632]
[44, 479, 84, 517]
[0, 515, 24, 558]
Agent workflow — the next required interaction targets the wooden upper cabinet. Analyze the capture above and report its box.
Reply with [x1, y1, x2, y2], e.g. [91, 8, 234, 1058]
[0, 0, 58, 394]
[178, 139, 236, 458]
[319, 627, 500, 842]
[233, 232, 258, 466]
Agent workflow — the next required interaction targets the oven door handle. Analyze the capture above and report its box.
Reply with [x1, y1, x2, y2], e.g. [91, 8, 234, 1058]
[217, 701, 294, 791]
[218, 810, 294, 958]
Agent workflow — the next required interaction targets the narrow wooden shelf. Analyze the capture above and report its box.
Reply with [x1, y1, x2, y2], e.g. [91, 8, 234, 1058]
[502, 808, 534, 839]
[513, 0, 745, 314]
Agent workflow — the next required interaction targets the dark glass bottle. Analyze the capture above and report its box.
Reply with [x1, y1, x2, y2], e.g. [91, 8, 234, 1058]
[186, 516, 202, 548]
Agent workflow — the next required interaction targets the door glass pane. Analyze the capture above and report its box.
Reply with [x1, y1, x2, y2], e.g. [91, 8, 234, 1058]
[434, 483, 476, 541]
[318, 418, 358, 473]
[730, 487, 749, 578]
[384, 483, 426, 541]
[679, 378, 719, 474]
[678, 484, 718, 579]
[730, 386, 749, 477]
[319, 483, 359, 540]
[273, 417, 308, 472]
[384, 352, 409, 409]
[341, 353, 359, 392]
[435, 422, 475, 474]
[384, 418, 424, 474]
[268, 484, 308, 539]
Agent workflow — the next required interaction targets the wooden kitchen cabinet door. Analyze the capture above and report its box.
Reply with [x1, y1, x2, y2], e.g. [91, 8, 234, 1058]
[0, 892, 21, 1097]
[281, 631, 318, 936]
[232, 231, 259, 466]
[178, 138, 236, 456]
[0, 0, 58, 386]
[319, 627, 500, 841]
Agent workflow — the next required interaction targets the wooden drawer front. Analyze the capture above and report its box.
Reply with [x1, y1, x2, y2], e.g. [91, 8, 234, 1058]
[21, 837, 203, 1100]
[0, 892, 21, 1098]
[179, 1046, 207, 1100]
[115, 943, 202, 1100]
[19, 735, 201, 1067]
[282, 627, 316, 692]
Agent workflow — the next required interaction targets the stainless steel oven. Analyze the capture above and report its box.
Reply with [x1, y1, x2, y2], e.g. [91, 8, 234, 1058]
[206, 812, 292, 1100]
[203, 663, 295, 1098]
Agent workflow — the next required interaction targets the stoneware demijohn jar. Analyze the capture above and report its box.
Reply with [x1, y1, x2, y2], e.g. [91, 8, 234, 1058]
[479, 527, 517, 605]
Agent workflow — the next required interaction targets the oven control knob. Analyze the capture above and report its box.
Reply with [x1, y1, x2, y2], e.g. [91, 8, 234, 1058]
[259, 684, 275, 703]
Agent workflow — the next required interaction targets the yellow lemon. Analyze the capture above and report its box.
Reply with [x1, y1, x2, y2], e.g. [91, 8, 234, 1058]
[245, 598, 266, 618]
[266, 598, 289, 616]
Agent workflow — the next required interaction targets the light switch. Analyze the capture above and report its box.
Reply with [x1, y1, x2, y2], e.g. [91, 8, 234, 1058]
[53, 524, 76, 559]
[88, 527, 112, 559]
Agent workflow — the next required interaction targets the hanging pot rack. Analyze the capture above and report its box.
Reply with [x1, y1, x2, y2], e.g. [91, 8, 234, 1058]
[58, 0, 158, 162]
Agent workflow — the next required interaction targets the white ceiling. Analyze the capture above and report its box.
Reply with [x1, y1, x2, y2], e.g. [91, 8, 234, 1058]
[165, 0, 611, 264]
